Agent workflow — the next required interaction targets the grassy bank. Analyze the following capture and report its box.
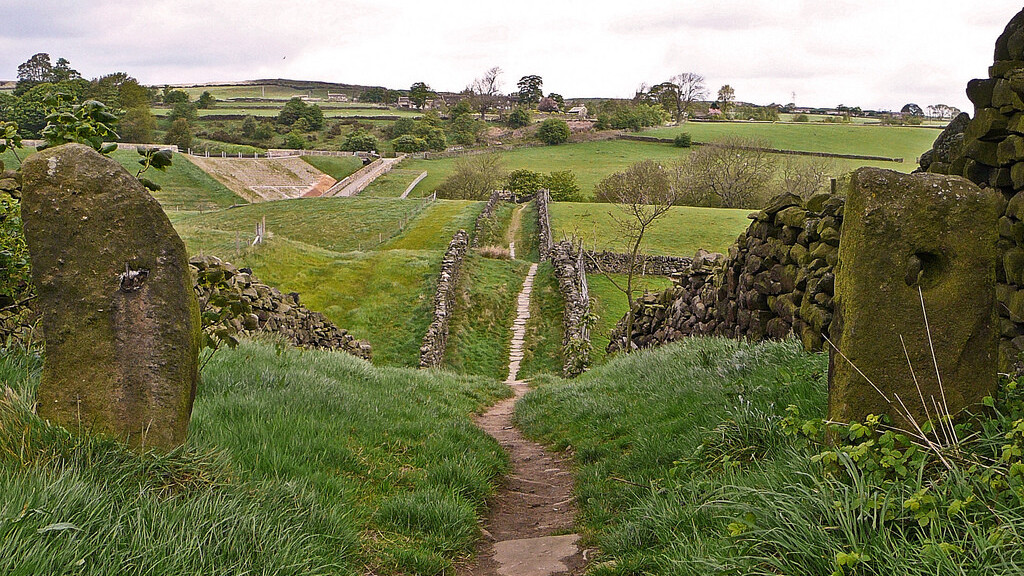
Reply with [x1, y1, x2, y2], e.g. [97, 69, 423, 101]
[1, 341, 511, 575]
[518, 261, 563, 379]
[301, 155, 364, 181]
[444, 254, 530, 380]
[516, 338, 1024, 575]
[587, 273, 673, 363]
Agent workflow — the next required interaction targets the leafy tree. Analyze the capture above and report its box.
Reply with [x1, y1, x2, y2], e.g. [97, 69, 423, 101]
[252, 121, 274, 141]
[341, 129, 377, 152]
[793, 114, 810, 122]
[392, 134, 428, 153]
[51, 58, 81, 83]
[292, 117, 312, 133]
[450, 114, 484, 145]
[507, 107, 531, 128]
[388, 117, 416, 139]
[164, 118, 193, 150]
[537, 97, 559, 112]
[419, 126, 447, 151]
[15, 53, 54, 95]
[241, 115, 257, 138]
[546, 170, 582, 202]
[517, 75, 543, 106]
[537, 118, 570, 145]
[547, 93, 565, 108]
[506, 169, 547, 196]
[88, 73, 150, 110]
[119, 106, 156, 143]
[592, 160, 677, 350]
[449, 99, 474, 120]
[436, 153, 505, 200]
[278, 98, 307, 125]
[162, 88, 190, 104]
[647, 73, 708, 122]
[717, 84, 736, 117]
[197, 91, 216, 109]
[409, 82, 434, 108]
[168, 101, 198, 123]
[359, 87, 388, 103]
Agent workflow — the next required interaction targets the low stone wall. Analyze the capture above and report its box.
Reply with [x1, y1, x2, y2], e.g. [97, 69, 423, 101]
[584, 251, 692, 277]
[551, 240, 591, 377]
[537, 189, 554, 261]
[471, 190, 515, 247]
[609, 192, 843, 354]
[191, 256, 371, 360]
[420, 229, 470, 368]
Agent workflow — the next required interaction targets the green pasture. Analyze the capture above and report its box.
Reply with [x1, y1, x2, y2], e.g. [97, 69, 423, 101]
[1, 341, 510, 575]
[170, 197, 483, 366]
[644, 120, 940, 162]
[587, 273, 673, 363]
[362, 169, 430, 198]
[152, 106, 421, 119]
[550, 202, 750, 257]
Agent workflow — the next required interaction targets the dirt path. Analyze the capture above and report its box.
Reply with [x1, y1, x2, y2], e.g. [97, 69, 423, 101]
[459, 263, 586, 576]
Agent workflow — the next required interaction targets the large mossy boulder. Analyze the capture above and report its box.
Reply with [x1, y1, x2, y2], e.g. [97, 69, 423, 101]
[21, 144, 201, 450]
[829, 168, 1000, 429]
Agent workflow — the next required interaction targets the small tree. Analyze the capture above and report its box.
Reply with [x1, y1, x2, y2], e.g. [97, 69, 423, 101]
[435, 153, 506, 200]
[196, 91, 216, 109]
[168, 101, 197, 123]
[284, 129, 306, 150]
[341, 128, 377, 152]
[409, 82, 434, 109]
[119, 106, 156, 143]
[681, 137, 777, 208]
[392, 134, 428, 153]
[517, 75, 543, 106]
[164, 118, 193, 150]
[545, 170, 582, 202]
[537, 118, 570, 144]
[241, 115, 257, 138]
[592, 160, 677, 351]
[507, 107, 531, 128]
[506, 169, 546, 196]
[673, 132, 692, 148]
[717, 84, 736, 117]
[780, 156, 835, 199]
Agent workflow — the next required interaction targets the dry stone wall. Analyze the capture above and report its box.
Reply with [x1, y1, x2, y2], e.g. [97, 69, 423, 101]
[609, 192, 844, 354]
[420, 229, 470, 368]
[537, 189, 554, 261]
[471, 190, 515, 247]
[584, 251, 692, 277]
[550, 240, 591, 377]
[917, 9, 1024, 371]
[191, 256, 371, 360]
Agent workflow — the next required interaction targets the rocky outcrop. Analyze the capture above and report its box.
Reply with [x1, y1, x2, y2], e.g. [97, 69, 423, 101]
[537, 189, 554, 261]
[190, 256, 371, 360]
[420, 229, 470, 368]
[609, 192, 844, 354]
[21, 143, 201, 450]
[584, 251, 692, 277]
[551, 240, 591, 377]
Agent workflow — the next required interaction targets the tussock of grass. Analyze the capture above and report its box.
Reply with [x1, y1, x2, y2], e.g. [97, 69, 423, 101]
[478, 245, 511, 259]
[1, 340, 511, 575]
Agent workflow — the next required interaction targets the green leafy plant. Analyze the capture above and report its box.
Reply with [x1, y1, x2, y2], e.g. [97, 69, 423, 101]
[37, 93, 118, 154]
[0, 121, 23, 165]
[134, 147, 173, 192]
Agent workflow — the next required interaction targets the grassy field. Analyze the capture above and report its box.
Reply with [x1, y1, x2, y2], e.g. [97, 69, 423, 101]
[397, 141, 692, 199]
[1, 341, 511, 575]
[587, 273, 673, 363]
[550, 202, 751, 257]
[1, 148, 242, 210]
[444, 254, 530, 380]
[644, 121, 940, 162]
[152, 106, 422, 119]
[300, 155, 364, 181]
[170, 197, 483, 367]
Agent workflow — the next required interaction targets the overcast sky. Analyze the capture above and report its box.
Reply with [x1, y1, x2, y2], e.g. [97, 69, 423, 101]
[1, 1, 1021, 111]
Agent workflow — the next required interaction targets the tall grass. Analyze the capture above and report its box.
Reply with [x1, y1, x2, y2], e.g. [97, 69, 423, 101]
[0, 340, 511, 575]
[516, 337, 1024, 574]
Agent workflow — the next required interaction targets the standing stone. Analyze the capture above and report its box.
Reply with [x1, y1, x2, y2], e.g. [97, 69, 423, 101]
[829, 168, 1000, 429]
[21, 144, 201, 450]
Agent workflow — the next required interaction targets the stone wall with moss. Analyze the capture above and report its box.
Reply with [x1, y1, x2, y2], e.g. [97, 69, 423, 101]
[419, 229, 469, 368]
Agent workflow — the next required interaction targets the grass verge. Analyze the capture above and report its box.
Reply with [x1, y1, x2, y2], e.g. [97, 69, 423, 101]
[518, 261, 563, 379]
[1, 340, 511, 575]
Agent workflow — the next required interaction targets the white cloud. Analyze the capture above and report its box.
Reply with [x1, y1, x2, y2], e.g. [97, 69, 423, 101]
[1, 1, 1021, 111]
